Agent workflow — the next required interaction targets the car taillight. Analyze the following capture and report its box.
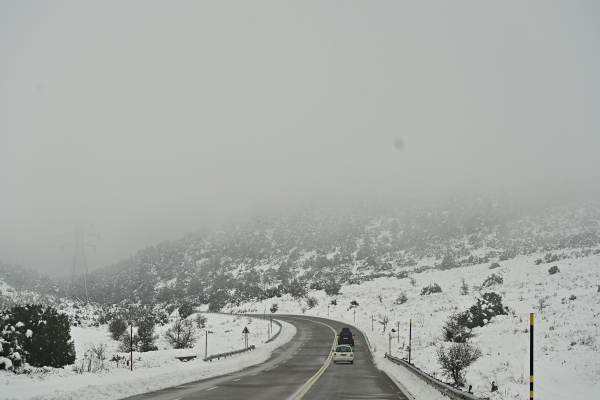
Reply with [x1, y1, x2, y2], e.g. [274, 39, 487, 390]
[334, 353, 337, 357]
[350, 353, 353, 356]
[352, 335, 355, 339]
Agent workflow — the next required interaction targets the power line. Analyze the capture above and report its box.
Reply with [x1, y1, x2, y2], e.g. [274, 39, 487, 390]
[58, 207, 98, 302]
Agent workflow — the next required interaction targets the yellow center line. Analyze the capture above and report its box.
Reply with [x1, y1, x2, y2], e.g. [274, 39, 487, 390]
[285, 317, 338, 400]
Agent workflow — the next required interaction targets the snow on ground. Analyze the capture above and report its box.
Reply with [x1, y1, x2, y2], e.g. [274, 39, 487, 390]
[234, 253, 600, 400]
[2, 253, 598, 400]
[0, 313, 295, 400]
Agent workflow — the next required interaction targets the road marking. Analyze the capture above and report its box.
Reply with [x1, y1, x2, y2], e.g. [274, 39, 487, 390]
[286, 317, 338, 400]
[207, 387, 217, 391]
[252, 372, 260, 375]
[233, 378, 241, 381]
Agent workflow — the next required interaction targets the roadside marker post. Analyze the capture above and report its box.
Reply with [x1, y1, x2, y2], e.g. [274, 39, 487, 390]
[205, 330, 208, 359]
[130, 325, 133, 371]
[530, 313, 534, 400]
[409, 319, 412, 364]
[389, 332, 392, 355]
[397, 321, 400, 343]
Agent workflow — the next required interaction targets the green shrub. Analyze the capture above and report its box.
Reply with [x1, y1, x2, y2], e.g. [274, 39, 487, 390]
[489, 262, 500, 269]
[482, 274, 503, 287]
[135, 318, 158, 352]
[0, 304, 75, 370]
[466, 292, 508, 328]
[108, 318, 127, 341]
[441, 312, 475, 343]
[421, 283, 442, 295]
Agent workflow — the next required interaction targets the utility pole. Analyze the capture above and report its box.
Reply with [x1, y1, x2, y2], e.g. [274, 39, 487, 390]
[59, 207, 98, 302]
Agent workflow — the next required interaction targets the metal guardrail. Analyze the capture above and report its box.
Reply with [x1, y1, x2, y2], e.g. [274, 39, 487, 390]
[203, 345, 256, 362]
[384, 353, 487, 400]
[201, 311, 282, 343]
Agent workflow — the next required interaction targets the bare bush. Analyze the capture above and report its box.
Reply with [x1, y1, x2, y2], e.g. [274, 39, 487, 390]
[437, 342, 482, 386]
[165, 319, 198, 349]
[306, 296, 319, 309]
[394, 292, 408, 305]
[537, 297, 549, 312]
[378, 314, 389, 332]
[460, 278, 469, 295]
[195, 313, 208, 329]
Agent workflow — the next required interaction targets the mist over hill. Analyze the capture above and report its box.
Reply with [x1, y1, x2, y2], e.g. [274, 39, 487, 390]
[41, 194, 596, 309]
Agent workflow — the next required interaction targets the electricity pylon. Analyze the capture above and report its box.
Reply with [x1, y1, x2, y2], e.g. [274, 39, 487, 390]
[59, 208, 98, 302]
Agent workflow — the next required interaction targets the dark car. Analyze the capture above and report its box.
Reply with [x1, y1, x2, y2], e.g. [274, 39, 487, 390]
[337, 327, 354, 346]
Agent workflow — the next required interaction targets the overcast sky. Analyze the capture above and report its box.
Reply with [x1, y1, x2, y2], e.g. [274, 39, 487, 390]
[1, 1, 599, 276]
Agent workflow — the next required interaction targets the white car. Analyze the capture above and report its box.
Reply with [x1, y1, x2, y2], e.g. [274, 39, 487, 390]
[332, 345, 354, 364]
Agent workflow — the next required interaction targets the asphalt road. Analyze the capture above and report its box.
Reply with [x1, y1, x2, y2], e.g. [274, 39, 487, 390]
[125, 315, 409, 400]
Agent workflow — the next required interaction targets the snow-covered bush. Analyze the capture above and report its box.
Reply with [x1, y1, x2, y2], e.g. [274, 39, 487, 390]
[437, 342, 482, 386]
[489, 262, 500, 269]
[466, 292, 508, 328]
[0, 304, 75, 371]
[481, 273, 503, 287]
[548, 265, 560, 275]
[394, 292, 408, 305]
[420, 283, 442, 295]
[441, 312, 476, 343]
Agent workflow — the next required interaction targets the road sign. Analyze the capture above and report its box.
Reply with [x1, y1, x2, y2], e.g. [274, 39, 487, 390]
[242, 327, 250, 334]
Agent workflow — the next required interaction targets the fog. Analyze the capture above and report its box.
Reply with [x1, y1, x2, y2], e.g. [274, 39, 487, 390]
[1, 1, 599, 276]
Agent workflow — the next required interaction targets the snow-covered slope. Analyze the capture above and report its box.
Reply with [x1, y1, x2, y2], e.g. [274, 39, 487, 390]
[234, 252, 600, 400]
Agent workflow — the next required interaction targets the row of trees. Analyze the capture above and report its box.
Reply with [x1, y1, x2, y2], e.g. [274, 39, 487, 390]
[108, 312, 208, 352]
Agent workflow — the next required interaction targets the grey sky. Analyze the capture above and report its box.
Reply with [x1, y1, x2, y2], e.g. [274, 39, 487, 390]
[1, 1, 599, 276]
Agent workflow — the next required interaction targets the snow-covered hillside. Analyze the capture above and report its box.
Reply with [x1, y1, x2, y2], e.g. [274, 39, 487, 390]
[66, 195, 600, 308]
[234, 252, 600, 400]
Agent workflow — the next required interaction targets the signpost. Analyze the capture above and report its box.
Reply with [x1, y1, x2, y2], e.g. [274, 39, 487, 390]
[205, 330, 208, 359]
[243, 326, 250, 349]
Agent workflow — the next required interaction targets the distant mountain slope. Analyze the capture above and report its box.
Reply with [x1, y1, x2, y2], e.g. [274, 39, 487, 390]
[74, 195, 600, 308]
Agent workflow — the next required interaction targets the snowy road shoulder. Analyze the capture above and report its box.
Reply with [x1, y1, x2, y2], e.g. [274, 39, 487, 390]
[0, 319, 296, 400]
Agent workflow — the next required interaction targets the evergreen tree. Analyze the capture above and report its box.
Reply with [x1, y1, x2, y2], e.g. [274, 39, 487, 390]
[135, 318, 158, 352]
[108, 318, 127, 341]
[0, 304, 75, 369]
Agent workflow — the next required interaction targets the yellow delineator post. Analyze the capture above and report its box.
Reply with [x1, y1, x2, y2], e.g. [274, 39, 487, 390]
[530, 313, 534, 400]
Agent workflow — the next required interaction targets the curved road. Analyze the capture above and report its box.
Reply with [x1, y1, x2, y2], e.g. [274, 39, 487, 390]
[126, 315, 410, 400]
